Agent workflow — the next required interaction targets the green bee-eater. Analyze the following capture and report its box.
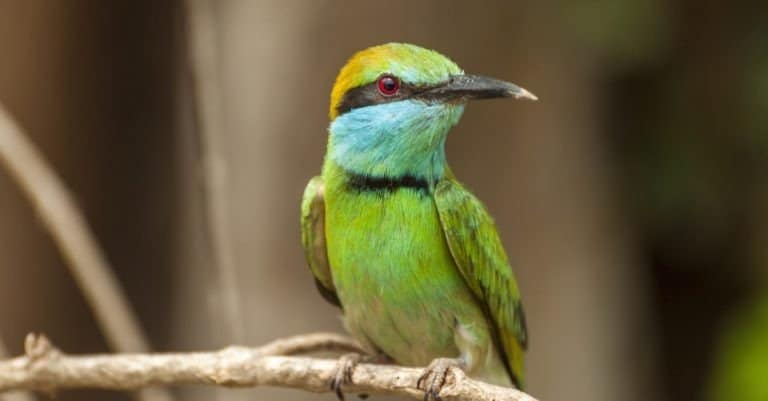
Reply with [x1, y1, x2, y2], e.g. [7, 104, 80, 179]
[301, 43, 536, 400]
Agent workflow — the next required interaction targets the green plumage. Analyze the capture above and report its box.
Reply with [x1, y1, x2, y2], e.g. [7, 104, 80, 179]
[301, 43, 532, 391]
[302, 164, 526, 388]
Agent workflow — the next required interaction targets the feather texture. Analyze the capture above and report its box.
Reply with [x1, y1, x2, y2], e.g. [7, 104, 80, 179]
[434, 179, 528, 388]
[301, 176, 340, 306]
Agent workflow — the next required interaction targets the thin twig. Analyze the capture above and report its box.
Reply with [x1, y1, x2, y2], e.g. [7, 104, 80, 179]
[254, 332, 363, 356]
[184, 0, 245, 343]
[0, 103, 172, 401]
[0, 333, 538, 401]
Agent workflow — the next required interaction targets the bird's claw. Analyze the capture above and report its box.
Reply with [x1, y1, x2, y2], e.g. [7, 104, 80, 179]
[330, 353, 363, 401]
[417, 358, 463, 401]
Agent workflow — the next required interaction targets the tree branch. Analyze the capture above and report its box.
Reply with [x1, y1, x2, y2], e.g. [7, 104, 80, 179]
[0, 333, 538, 401]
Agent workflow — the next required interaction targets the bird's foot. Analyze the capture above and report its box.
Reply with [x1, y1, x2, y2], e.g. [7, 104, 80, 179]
[417, 357, 465, 401]
[330, 353, 369, 401]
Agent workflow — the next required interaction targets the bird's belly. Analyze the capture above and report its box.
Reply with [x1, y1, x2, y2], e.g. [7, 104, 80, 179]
[325, 189, 485, 366]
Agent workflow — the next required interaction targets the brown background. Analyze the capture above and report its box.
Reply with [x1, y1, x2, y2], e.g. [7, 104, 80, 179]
[1, 1, 766, 401]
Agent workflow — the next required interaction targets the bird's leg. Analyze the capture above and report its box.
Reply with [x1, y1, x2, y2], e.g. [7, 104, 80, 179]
[416, 357, 466, 401]
[330, 352, 391, 401]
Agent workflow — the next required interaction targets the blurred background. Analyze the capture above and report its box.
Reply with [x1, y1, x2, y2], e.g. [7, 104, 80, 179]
[0, 1, 766, 401]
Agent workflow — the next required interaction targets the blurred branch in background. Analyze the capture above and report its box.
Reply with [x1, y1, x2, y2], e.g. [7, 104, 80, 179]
[184, 0, 244, 344]
[0, 104, 145, 353]
[0, 333, 537, 401]
[0, 335, 36, 401]
[0, 105, 172, 401]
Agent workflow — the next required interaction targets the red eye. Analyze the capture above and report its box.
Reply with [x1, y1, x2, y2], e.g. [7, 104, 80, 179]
[377, 75, 400, 96]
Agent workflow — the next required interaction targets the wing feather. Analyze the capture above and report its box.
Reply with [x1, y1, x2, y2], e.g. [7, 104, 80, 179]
[434, 179, 527, 388]
[301, 176, 341, 307]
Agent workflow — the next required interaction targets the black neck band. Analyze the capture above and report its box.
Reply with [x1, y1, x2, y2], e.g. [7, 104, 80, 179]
[346, 171, 433, 193]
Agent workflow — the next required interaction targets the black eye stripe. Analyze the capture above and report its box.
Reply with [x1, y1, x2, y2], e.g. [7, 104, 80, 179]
[334, 76, 452, 117]
[335, 81, 413, 116]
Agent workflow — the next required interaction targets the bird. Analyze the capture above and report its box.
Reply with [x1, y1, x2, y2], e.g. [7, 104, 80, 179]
[301, 43, 536, 401]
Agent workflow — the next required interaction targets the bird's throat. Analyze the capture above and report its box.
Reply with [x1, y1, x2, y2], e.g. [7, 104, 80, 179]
[326, 100, 463, 185]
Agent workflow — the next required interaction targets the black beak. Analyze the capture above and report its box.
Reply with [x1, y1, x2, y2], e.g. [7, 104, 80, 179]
[420, 74, 538, 102]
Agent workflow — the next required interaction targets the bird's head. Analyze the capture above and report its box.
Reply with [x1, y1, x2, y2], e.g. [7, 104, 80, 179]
[327, 43, 536, 183]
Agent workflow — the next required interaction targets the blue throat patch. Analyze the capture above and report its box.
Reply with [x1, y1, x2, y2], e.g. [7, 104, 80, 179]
[328, 100, 464, 184]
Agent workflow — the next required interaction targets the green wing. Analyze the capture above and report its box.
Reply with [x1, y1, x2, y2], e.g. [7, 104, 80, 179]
[434, 178, 528, 389]
[301, 176, 341, 307]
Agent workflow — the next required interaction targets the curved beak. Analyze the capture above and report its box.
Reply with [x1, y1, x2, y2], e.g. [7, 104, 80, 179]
[420, 74, 538, 102]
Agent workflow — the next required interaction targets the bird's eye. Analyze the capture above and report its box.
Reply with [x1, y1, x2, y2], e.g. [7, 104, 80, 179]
[377, 75, 400, 96]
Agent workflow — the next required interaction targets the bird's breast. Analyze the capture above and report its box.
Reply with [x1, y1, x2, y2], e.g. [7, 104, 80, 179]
[324, 183, 479, 365]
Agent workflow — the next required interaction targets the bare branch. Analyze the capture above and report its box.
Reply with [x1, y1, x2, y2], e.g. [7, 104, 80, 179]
[0, 334, 538, 401]
[0, 104, 172, 401]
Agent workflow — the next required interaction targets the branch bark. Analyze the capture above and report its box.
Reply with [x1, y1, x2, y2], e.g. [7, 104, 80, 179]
[0, 335, 36, 401]
[0, 333, 538, 401]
